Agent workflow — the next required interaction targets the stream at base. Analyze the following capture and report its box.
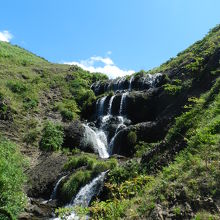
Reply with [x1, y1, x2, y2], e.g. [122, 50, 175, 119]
[52, 172, 107, 220]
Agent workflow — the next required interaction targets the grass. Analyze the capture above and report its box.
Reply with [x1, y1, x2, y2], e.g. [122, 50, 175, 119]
[59, 154, 117, 203]
[0, 41, 107, 150]
[0, 137, 26, 219]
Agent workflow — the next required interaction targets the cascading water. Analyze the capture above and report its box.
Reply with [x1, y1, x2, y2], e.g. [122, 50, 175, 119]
[53, 172, 107, 220]
[50, 175, 67, 200]
[108, 116, 125, 154]
[52, 73, 163, 219]
[107, 95, 115, 115]
[129, 76, 134, 91]
[82, 124, 109, 159]
[119, 92, 128, 116]
[96, 96, 107, 117]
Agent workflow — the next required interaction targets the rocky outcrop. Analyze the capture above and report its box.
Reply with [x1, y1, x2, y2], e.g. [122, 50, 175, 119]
[63, 120, 85, 150]
[91, 73, 165, 96]
[112, 120, 168, 157]
[26, 152, 68, 199]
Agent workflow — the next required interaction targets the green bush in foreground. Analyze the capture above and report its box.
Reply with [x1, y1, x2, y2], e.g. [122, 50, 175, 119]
[40, 121, 64, 151]
[0, 137, 26, 219]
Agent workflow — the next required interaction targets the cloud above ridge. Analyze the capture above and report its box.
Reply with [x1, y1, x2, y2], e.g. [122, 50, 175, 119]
[64, 55, 135, 79]
[0, 30, 13, 42]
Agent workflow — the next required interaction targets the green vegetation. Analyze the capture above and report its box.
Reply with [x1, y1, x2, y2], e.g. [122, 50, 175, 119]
[147, 24, 220, 76]
[0, 41, 107, 150]
[85, 77, 220, 219]
[0, 24, 220, 219]
[127, 131, 137, 146]
[40, 121, 64, 151]
[59, 154, 117, 203]
[0, 137, 26, 219]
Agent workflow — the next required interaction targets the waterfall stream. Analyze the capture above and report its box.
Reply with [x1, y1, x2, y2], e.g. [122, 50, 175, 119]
[50, 175, 67, 200]
[82, 124, 109, 159]
[53, 172, 107, 220]
[107, 95, 115, 115]
[52, 73, 163, 219]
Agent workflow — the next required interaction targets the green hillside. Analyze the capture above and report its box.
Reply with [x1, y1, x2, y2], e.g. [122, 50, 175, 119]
[0, 25, 219, 220]
[0, 42, 107, 219]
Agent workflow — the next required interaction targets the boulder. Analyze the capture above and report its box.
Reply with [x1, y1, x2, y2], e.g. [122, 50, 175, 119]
[26, 152, 68, 199]
[63, 120, 85, 149]
[112, 120, 168, 157]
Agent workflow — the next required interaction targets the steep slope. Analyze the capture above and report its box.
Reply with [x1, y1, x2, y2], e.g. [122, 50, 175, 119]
[0, 24, 219, 220]
[83, 25, 220, 219]
[0, 42, 107, 219]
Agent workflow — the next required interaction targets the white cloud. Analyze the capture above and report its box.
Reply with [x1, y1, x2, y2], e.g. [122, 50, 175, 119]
[64, 55, 135, 79]
[0, 30, 13, 42]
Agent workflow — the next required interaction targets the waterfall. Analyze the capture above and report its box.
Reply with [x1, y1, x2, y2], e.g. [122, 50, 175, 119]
[82, 124, 109, 159]
[119, 92, 128, 116]
[108, 116, 125, 154]
[142, 73, 162, 89]
[70, 171, 106, 206]
[108, 95, 115, 115]
[53, 172, 107, 220]
[50, 175, 67, 200]
[129, 76, 134, 91]
[96, 96, 107, 117]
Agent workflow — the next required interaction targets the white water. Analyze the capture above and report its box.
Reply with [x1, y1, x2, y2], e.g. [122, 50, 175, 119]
[50, 175, 67, 200]
[142, 73, 162, 88]
[82, 124, 109, 159]
[53, 172, 107, 220]
[129, 76, 134, 91]
[96, 96, 107, 117]
[108, 95, 115, 115]
[108, 116, 125, 154]
[119, 92, 128, 116]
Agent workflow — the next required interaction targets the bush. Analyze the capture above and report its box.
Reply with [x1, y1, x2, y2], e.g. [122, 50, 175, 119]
[23, 128, 40, 145]
[60, 170, 92, 203]
[23, 97, 38, 110]
[7, 81, 27, 94]
[40, 121, 64, 151]
[61, 109, 74, 121]
[63, 155, 89, 171]
[127, 131, 137, 146]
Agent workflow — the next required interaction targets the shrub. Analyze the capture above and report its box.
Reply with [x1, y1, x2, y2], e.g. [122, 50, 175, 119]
[23, 97, 38, 110]
[23, 128, 40, 145]
[63, 155, 89, 171]
[7, 81, 27, 94]
[60, 170, 92, 203]
[61, 109, 74, 121]
[127, 131, 137, 146]
[40, 121, 64, 151]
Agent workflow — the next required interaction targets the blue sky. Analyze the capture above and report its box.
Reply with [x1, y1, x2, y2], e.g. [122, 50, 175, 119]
[0, 0, 220, 78]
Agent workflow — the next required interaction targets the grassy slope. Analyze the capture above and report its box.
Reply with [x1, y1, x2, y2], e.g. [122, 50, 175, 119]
[85, 26, 220, 219]
[0, 25, 220, 219]
[0, 41, 107, 144]
[0, 42, 107, 218]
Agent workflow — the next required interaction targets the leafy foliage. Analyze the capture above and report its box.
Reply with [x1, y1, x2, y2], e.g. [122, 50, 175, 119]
[40, 121, 64, 151]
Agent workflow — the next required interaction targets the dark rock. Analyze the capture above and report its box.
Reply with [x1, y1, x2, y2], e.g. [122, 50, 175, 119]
[26, 152, 68, 199]
[63, 120, 85, 150]
[112, 120, 167, 157]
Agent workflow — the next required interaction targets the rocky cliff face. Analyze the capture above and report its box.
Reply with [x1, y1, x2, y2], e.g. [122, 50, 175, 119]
[89, 61, 219, 157]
